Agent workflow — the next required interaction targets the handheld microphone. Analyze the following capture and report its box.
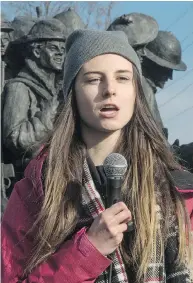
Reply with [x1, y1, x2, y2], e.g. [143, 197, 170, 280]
[103, 153, 134, 232]
[103, 153, 133, 283]
[103, 153, 127, 207]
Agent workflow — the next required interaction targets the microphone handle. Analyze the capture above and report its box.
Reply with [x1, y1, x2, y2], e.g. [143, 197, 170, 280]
[106, 177, 134, 232]
[106, 177, 123, 208]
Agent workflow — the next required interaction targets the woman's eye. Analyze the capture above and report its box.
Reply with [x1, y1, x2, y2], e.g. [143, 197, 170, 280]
[117, 76, 130, 81]
[87, 78, 101, 84]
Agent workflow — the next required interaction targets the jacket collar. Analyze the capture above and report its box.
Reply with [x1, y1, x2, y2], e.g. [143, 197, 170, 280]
[18, 59, 57, 96]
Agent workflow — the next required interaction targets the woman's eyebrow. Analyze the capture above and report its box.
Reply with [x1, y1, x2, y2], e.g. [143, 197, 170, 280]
[83, 71, 103, 76]
[115, 70, 133, 74]
[83, 70, 133, 76]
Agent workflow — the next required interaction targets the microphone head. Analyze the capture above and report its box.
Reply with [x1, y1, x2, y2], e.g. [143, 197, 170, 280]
[103, 153, 128, 178]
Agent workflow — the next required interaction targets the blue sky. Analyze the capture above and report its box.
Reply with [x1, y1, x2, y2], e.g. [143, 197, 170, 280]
[2, 1, 193, 145]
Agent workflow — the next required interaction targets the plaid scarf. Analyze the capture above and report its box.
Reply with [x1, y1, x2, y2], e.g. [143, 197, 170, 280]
[79, 160, 192, 283]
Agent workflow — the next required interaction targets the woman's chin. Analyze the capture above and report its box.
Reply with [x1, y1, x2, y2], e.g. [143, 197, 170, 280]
[98, 122, 123, 132]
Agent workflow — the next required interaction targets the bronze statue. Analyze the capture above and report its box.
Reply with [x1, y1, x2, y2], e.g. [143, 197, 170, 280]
[1, 21, 15, 215]
[107, 12, 158, 48]
[107, 15, 187, 133]
[11, 16, 37, 41]
[179, 143, 193, 173]
[1, 21, 13, 57]
[54, 7, 85, 36]
[5, 16, 38, 78]
[2, 19, 66, 183]
[141, 30, 187, 130]
[142, 30, 187, 89]
[1, 21, 14, 89]
[107, 13, 164, 128]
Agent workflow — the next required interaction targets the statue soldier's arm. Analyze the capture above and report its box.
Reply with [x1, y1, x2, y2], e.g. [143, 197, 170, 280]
[2, 82, 53, 153]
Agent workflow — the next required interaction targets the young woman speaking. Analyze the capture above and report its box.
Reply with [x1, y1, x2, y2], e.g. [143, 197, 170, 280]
[2, 29, 192, 283]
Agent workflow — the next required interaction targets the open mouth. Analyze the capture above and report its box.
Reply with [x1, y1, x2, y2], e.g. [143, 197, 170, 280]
[99, 104, 119, 118]
[100, 104, 119, 112]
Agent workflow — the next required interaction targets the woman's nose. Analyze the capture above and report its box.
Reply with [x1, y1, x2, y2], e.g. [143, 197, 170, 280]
[102, 80, 116, 97]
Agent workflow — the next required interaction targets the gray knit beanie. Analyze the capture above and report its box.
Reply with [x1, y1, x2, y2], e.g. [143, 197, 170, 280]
[63, 29, 142, 98]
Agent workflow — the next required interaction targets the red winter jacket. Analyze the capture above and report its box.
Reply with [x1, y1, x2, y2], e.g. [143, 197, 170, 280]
[1, 154, 193, 283]
[1, 154, 111, 283]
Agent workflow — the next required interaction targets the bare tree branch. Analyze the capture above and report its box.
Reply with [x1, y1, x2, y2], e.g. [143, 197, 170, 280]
[105, 1, 114, 29]
[1, 10, 7, 21]
[2, 1, 117, 30]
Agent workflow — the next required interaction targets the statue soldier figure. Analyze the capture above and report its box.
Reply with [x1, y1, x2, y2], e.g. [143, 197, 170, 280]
[107, 13, 164, 128]
[1, 21, 13, 57]
[2, 19, 67, 184]
[54, 7, 85, 36]
[144, 32, 192, 173]
[53, 8, 85, 93]
[142, 30, 187, 90]
[1, 21, 15, 215]
[1, 21, 14, 89]
[11, 16, 37, 40]
[5, 16, 38, 78]
[107, 12, 158, 48]
[141, 30, 187, 129]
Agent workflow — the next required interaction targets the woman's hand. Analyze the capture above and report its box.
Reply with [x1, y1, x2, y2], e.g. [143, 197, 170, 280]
[86, 202, 131, 256]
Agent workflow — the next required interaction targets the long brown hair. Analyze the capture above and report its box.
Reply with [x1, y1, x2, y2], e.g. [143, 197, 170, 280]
[24, 67, 192, 279]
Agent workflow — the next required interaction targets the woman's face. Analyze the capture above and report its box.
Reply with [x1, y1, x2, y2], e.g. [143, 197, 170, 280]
[75, 54, 136, 133]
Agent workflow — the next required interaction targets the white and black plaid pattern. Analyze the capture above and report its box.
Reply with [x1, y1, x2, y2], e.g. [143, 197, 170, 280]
[82, 160, 128, 283]
[80, 160, 192, 283]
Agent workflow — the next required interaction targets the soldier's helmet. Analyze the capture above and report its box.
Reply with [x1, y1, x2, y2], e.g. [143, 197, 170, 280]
[11, 16, 37, 41]
[107, 13, 159, 47]
[1, 21, 14, 32]
[16, 18, 67, 44]
[144, 31, 187, 71]
[54, 8, 85, 37]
